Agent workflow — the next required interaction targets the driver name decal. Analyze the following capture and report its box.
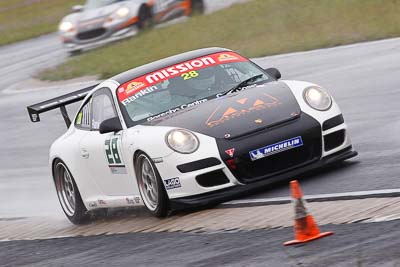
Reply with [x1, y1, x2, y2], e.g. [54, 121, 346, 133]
[117, 52, 247, 103]
[147, 99, 208, 122]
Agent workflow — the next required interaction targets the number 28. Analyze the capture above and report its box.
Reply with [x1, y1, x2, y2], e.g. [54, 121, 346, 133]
[181, 71, 199, 80]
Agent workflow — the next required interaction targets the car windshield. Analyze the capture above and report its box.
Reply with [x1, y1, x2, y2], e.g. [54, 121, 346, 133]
[117, 52, 272, 126]
[84, 0, 119, 10]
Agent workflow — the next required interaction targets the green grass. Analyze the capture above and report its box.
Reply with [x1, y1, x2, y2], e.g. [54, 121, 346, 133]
[0, 0, 83, 46]
[39, 0, 400, 81]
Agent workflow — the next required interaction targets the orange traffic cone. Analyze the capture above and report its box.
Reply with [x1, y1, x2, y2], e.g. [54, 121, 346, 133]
[284, 180, 333, 246]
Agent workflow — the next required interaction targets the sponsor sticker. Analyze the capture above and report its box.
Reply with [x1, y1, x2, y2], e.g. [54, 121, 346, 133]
[206, 93, 281, 128]
[118, 52, 247, 103]
[249, 136, 303, 161]
[126, 197, 135, 205]
[146, 99, 207, 121]
[31, 114, 38, 122]
[134, 196, 141, 204]
[164, 177, 181, 190]
[110, 166, 127, 174]
[218, 53, 239, 62]
[89, 202, 97, 208]
[225, 148, 235, 158]
[126, 82, 146, 94]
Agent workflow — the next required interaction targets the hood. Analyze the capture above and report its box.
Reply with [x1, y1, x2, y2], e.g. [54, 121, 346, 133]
[144, 81, 301, 139]
[73, 2, 124, 26]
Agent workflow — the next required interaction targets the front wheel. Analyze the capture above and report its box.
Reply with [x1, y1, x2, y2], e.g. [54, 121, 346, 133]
[135, 153, 169, 217]
[190, 0, 205, 16]
[68, 49, 82, 56]
[137, 6, 153, 30]
[53, 160, 88, 224]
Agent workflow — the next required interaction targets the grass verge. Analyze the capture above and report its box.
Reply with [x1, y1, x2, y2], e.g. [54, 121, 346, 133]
[0, 0, 82, 46]
[39, 0, 400, 81]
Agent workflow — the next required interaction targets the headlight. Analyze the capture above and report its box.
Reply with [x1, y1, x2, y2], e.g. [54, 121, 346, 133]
[115, 7, 130, 18]
[59, 21, 74, 32]
[303, 86, 332, 111]
[166, 129, 199, 154]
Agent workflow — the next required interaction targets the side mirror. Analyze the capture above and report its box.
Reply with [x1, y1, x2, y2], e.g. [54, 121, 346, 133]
[72, 5, 83, 12]
[264, 68, 281, 80]
[99, 117, 123, 134]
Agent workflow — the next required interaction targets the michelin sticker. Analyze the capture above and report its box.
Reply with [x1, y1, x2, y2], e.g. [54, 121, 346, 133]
[164, 177, 181, 190]
[249, 136, 303, 161]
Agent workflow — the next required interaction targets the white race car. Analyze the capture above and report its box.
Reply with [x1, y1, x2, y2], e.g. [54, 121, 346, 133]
[27, 48, 357, 224]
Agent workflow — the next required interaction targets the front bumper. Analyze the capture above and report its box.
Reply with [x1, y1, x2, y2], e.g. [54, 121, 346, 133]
[170, 146, 357, 210]
[61, 22, 138, 52]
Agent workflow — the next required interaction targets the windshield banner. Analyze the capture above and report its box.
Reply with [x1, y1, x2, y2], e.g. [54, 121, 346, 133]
[118, 52, 247, 102]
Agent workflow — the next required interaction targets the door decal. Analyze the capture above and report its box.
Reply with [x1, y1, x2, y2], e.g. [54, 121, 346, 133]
[105, 136, 127, 174]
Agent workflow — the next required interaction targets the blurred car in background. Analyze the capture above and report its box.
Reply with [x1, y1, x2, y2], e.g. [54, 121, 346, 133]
[59, 0, 204, 54]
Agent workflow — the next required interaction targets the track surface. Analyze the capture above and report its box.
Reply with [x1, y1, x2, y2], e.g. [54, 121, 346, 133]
[1, 220, 400, 266]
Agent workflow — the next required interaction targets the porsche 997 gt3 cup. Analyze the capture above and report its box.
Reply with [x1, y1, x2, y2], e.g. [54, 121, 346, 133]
[59, 0, 204, 54]
[27, 48, 357, 224]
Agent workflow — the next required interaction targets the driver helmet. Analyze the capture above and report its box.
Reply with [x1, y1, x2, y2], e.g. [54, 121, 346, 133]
[186, 68, 216, 90]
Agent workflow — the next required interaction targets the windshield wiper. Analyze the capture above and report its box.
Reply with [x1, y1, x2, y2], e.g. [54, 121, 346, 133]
[219, 74, 264, 97]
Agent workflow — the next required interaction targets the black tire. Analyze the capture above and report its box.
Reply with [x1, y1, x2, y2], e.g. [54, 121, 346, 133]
[137, 5, 153, 30]
[68, 49, 82, 56]
[190, 0, 205, 16]
[53, 160, 89, 225]
[135, 152, 169, 217]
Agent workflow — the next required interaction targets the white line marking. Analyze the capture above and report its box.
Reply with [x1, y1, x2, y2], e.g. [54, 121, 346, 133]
[222, 188, 400, 206]
[363, 214, 400, 223]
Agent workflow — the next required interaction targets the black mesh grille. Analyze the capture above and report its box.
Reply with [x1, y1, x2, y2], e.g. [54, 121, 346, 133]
[322, 114, 344, 131]
[231, 134, 321, 183]
[196, 170, 229, 187]
[217, 113, 322, 184]
[324, 130, 345, 151]
[77, 28, 106, 40]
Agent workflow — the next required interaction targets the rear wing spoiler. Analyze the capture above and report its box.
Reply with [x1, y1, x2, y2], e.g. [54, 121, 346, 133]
[27, 84, 99, 128]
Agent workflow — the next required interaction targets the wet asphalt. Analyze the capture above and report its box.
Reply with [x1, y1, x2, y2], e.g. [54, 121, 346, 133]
[1, 220, 399, 267]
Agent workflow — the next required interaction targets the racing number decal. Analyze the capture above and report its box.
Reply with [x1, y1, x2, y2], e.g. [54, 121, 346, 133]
[181, 71, 199, 80]
[105, 137, 122, 165]
[105, 136, 127, 174]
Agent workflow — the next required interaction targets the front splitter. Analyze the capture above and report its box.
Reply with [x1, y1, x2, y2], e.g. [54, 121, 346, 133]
[169, 146, 358, 210]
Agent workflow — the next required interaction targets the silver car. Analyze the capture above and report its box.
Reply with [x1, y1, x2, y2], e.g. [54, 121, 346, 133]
[59, 0, 204, 54]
